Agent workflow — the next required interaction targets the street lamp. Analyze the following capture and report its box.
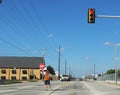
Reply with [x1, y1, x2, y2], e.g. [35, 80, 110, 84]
[105, 42, 120, 84]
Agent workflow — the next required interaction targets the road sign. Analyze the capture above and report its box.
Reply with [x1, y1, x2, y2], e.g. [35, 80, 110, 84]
[40, 63, 45, 70]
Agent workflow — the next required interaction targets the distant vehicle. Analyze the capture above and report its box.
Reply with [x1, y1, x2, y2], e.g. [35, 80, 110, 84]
[60, 75, 70, 81]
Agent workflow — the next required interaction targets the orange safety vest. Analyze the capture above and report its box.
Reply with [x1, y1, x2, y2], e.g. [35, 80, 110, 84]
[44, 73, 50, 80]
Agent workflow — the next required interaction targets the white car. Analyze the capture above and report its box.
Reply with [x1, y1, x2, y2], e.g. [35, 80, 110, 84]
[60, 75, 70, 81]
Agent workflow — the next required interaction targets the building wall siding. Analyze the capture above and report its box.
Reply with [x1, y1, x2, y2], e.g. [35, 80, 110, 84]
[0, 68, 10, 80]
[9, 68, 20, 80]
[0, 68, 41, 80]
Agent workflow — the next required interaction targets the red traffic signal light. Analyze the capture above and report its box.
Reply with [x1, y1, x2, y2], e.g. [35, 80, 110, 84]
[88, 8, 95, 23]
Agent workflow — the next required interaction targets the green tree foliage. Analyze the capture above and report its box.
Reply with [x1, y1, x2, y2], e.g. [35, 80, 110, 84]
[47, 65, 55, 75]
[106, 69, 120, 76]
[98, 74, 102, 76]
[106, 69, 120, 75]
[106, 69, 115, 74]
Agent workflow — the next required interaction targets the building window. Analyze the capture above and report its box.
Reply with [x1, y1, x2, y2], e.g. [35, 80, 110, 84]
[1, 70, 6, 74]
[12, 70, 17, 74]
[1, 76, 6, 80]
[11, 76, 16, 80]
[22, 70, 27, 74]
[22, 76, 27, 80]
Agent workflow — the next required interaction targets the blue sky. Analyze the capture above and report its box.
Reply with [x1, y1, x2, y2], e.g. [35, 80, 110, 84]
[0, 0, 120, 77]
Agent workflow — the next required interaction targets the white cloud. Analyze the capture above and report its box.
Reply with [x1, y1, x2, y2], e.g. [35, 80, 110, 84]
[84, 56, 93, 61]
[85, 57, 89, 60]
[33, 50, 37, 54]
[104, 42, 111, 45]
[48, 33, 53, 38]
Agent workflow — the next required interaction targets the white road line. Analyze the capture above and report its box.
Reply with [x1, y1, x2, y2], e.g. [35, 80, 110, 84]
[83, 81, 98, 95]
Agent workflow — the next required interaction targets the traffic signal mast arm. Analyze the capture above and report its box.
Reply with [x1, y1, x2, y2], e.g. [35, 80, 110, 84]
[96, 15, 120, 18]
[88, 8, 120, 24]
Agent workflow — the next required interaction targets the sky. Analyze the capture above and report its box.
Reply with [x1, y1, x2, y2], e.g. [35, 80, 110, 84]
[0, 0, 120, 77]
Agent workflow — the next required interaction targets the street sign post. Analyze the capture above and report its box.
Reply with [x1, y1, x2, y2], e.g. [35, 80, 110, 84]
[40, 63, 45, 70]
[40, 63, 45, 80]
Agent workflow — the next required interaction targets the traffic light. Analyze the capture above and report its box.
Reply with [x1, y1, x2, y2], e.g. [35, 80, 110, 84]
[0, 0, 2, 4]
[88, 8, 95, 23]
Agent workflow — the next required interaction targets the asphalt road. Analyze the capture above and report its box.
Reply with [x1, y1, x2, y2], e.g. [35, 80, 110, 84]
[51, 81, 92, 95]
[0, 80, 120, 95]
[0, 81, 62, 95]
[51, 81, 120, 95]
[0, 81, 92, 95]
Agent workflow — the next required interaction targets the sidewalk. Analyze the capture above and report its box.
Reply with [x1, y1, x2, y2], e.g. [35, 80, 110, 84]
[97, 80, 120, 86]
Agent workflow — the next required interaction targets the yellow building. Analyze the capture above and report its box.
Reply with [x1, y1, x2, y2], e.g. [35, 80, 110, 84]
[0, 57, 45, 80]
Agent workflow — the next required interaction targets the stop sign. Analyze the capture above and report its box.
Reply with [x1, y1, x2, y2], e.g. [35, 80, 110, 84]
[40, 63, 45, 70]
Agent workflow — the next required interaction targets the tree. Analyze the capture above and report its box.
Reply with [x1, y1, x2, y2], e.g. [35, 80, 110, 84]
[106, 69, 115, 74]
[47, 66, 55, 75]
[98, 74, 102, 77]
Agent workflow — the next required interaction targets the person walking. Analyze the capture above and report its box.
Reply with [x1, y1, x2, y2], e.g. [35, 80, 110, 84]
[44, 70, 51, 91]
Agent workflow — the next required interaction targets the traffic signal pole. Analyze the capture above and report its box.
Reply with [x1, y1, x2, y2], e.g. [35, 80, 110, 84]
[90, 9, 120, 84]
[88, 8, 120, 24]
[95, 14, 120, 84]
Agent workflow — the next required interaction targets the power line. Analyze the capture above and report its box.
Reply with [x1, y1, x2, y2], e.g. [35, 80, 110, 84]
[28, 0, 59, 47]
[0, 0, 65, 59]
[0, 36, 30, 55]
[0, 1, 40, 56]
[0, 1, 39, 47]
[10, 0, 41, 47]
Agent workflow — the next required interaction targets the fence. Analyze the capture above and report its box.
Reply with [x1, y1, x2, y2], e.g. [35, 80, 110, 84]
[97, 73, 120, 81]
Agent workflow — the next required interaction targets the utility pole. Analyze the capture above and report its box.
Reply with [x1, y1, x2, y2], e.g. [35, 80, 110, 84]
[94, 64, 95, 79]
[114, 44, 118, 84]
[105, 42, 120, 84]
[58, 46, 61, 80]
[65, 60, 67, 75]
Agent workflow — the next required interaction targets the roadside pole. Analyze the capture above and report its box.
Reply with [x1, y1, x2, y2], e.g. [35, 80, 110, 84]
[96, 15, 120, 84]
[58, 46, 61, 80]
[94, 64, 95, 79]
